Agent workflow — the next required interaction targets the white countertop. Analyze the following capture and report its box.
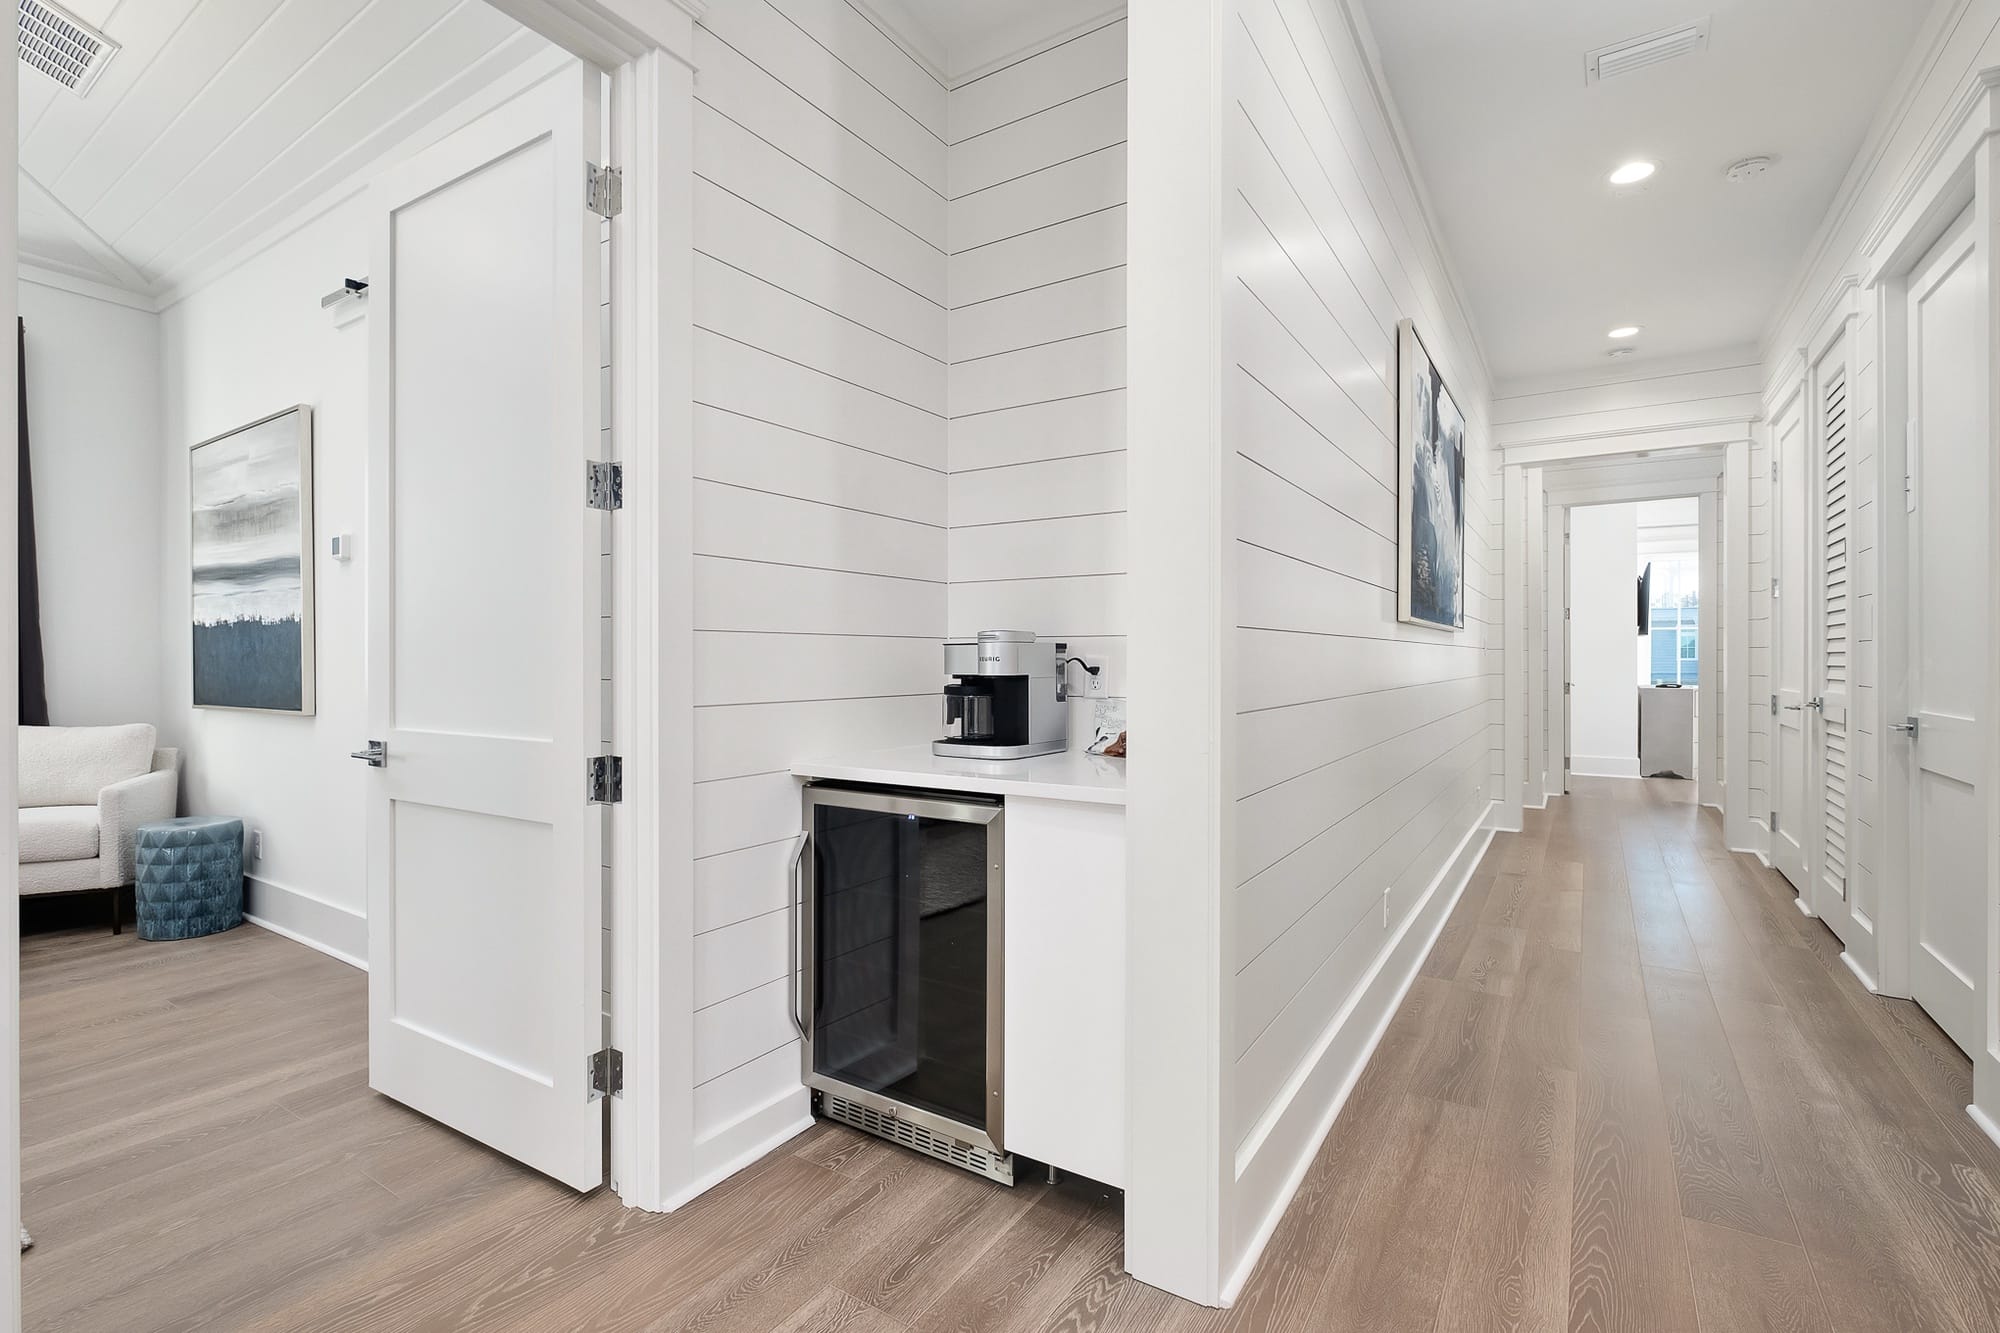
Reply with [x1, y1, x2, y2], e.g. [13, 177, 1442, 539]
[792, 745, 1127, 806]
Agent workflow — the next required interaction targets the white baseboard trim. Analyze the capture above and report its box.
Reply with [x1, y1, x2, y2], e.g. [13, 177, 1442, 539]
[1969, 1102, 2000, 1152]
[1794, 895, 1817, 919]
[1220, 805, 1496, 1305]
[1570, 756, 1641, 779]
[666, 1093, 813, 1212]
[243, 874, 366, 970]
[1839, 951, 1879, 994]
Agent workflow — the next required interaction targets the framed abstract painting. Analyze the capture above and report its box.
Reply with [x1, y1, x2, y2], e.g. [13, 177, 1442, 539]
[190, 405, 315, 713]
[1396, 319, 1466, 630]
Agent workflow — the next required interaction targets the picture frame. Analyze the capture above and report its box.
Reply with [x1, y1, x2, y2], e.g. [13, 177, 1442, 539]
[189, 405, 316, 714]
[1396, 319, 1467, 630]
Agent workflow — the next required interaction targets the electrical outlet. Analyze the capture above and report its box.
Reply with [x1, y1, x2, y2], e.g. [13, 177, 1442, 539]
[1085, 670, 1108, 698]
[250, 830, 264, 862]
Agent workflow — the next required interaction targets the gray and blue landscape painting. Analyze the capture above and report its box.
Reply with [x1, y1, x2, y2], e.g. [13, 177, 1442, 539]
[191, 412, 307, 711]
[1407, 352, 1465, 629]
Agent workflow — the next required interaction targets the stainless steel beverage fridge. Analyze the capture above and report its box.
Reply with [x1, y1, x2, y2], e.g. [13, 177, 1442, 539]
[794, 783, 1012, 1183]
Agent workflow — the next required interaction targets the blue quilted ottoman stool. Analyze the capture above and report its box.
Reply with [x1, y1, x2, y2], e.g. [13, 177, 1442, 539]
[134, 817, 245, 942]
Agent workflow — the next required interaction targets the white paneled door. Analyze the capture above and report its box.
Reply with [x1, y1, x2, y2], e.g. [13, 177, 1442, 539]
[1770, 393, 1810, 893]
[362, 65, 608, 1189]
[1902, 207, 1986, 1057]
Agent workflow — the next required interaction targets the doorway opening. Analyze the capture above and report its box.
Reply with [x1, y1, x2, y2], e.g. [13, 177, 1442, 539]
[1563, 498, 1702, 785]
[8, 1, 660, 1321]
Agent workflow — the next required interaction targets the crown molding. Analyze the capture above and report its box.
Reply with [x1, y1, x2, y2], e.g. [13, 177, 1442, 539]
[17, 263, 161, 313]
[947, 5, 1126, 88]
[846, 0, 948, 87]
[1759, 0, 1979, 363]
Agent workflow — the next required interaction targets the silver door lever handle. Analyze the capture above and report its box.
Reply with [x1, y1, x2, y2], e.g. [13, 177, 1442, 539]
[1891, 717, 1919, 737]
[350, 740, 388, 767]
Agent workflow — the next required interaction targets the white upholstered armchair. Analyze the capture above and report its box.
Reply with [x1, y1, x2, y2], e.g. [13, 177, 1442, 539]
[17, 724, 181, 933]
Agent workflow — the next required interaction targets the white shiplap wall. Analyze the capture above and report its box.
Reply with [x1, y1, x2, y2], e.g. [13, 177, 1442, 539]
[1223, 0, 1500, 1265]
[1491, 356, 1764, 457]
[947, 18, 1128, 694]
[1748, 427, 1772, 837]
[688, 0, 948, 1149]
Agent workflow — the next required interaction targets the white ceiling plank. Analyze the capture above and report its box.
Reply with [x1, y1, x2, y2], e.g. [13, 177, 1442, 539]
[49, 0, 291, 199]
[21, 0, 205, 181]
[78, 0, 377, 234]
[118, 0, 514, 279]
[148, 28, 558, 295]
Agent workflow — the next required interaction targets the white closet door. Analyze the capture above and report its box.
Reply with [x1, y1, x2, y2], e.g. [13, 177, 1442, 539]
[362, 64, 608, 1189]
[1771, 395, 1810, 892]
[1903, 206, 1986, 1056]
[1818, 360, 1852, 910]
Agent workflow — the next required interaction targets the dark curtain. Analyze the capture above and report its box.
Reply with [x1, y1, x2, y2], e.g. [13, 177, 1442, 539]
[18, 317, 47, 726]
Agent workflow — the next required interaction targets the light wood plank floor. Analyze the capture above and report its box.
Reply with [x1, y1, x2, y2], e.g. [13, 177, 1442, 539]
[23, 778, 2000, 1330]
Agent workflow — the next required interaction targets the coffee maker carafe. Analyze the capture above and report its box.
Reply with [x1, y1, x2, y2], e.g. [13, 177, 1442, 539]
[934, 630, 1068, 759]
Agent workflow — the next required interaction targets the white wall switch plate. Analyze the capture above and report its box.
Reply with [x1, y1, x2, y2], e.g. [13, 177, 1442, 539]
[249, 829, 264, 862]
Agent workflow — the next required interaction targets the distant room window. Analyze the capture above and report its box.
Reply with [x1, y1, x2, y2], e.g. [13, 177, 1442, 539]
[1643, 550, 1698, 686]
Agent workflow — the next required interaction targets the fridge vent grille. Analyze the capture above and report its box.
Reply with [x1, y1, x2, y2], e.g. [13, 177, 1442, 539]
[821, 1093, 1015, 1185]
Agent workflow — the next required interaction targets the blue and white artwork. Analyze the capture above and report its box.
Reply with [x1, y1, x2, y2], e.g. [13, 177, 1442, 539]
[190, 406, 314, 713]
[1397, 320, 1465, 630]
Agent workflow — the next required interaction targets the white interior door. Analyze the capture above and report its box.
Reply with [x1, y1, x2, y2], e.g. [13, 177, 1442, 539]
[362, 64, 607, 1189]
[1771, 396, 1810, 891]
[1904, 206, 1986, 1057]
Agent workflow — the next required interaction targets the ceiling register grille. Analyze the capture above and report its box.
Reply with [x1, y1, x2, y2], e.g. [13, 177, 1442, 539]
[1586, 19, 1709, 84]
[18, 0, 118, 96]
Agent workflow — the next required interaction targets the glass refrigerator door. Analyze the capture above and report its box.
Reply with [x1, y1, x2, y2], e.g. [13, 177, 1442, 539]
[809, 798, 994, 1133]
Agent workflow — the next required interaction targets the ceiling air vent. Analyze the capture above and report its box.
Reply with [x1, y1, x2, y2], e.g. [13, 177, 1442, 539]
[18, 0, 119, 96]
[1586, 19, 1709, 85]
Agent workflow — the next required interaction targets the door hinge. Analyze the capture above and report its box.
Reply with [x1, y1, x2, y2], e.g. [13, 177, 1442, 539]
[587, 163, 623, 218]
[588, 1047, 624, 1101]
[1770, 693, 1778, 715]
[587, 754, 624, 805]
[1769, 809, 1779, 834]
[586, 460, 623, 511]
[1564, 681, 1571, 695]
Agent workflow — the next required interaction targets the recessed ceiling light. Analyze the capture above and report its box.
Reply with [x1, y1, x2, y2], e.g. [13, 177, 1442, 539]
[1609, 161, 1657, 186]
[1608, 326, 1642, 339]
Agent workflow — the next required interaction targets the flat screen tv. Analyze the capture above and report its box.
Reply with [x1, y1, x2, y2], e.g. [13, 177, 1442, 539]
[1637, 562, 1652, 637]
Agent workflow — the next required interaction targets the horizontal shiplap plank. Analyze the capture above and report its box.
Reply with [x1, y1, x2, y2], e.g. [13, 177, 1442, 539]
[950, 206, 1125, 307]
[693, 479, 943, 581]
[699, 1, 944, 194]
[695, 331, 946, 471]
[766, 0, 946, 139]
[694, 976, 793, 1083]
[948, 575, 1127, 640]
[950, 329, 1125, 417]
[694, 1039, 800, 1138]
[1234, 453, 1394, 594]
[951, 451, 1126, 527]
[695, 631, 938, 707]
[950, 390, 1126, 471]
[947, 145, 1127, 253]
[696, 105, 945, 305]
[951, 82, 1124, 198]
[695, 26, 943, 245]
[696, 909, 790, 1008]
[950, 267, 1125, 362]
[951, 513, 1126, 582]
[695, 405, 944, 525]
[949, 18, 1127, 141]
[694, 555, 945, 638]
[697, 254, 945, 414]
[694, 695, 938, 785]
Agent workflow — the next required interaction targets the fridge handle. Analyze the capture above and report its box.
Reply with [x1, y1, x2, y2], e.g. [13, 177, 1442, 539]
[788, 830, 810, 1040]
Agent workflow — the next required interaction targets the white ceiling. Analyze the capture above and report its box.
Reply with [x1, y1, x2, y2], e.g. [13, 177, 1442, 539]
[1356, 0, 1938, 385]
[876, 0, 1122, 82]
[17, 0, 551, 301]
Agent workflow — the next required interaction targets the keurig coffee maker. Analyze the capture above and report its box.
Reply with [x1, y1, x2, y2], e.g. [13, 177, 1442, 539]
[934, 630, 1068, 759]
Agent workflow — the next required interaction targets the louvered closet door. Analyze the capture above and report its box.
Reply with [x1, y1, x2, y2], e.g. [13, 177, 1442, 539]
[1818, 366, 1852, 906]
